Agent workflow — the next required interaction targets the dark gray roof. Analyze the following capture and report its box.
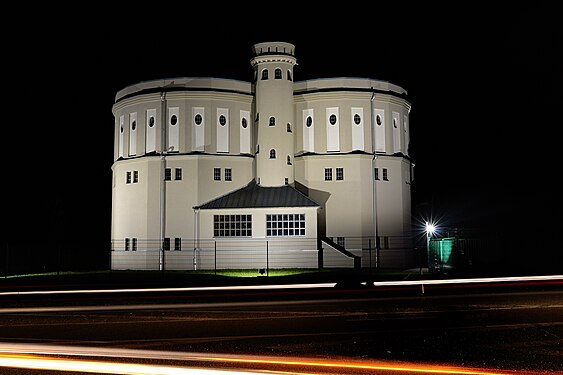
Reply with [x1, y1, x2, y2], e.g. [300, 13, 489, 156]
[194, 180, 319, 209]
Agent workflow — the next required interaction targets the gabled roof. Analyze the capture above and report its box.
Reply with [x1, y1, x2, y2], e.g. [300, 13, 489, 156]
[194, 180, 319, 210]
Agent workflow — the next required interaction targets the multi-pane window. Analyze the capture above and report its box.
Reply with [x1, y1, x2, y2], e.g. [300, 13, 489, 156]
[175, 168, 182, 180]
[132, 238, 137, 251]
[376, 236, 390, 249]
[374, 168, 379, 180]
[337, 237, 345, 247]
[214, 167, 221, 181]
[214, 214, 252, 237]
[164, 168, 172, 181]
[270, 149, 276, 159]
[336, 167, 344, 181]
[274, 68, 282, 79]
[261, 69, 268, 80]
[383, 168, 389, 181]
[324, 168, 332, 181]
[126, 171, 131, 184]
[174, 237, 181, 251]
[125, 238, 130, 251]
[266, 214, 306, 237]
[163, 237, 171, 251]
[133, 171, 139, 183]
[225, 168, 232, 181]
[269, 116, 276, 126]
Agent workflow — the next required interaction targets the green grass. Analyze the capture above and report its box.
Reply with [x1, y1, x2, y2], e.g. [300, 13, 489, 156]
[0, 268, 414, 290]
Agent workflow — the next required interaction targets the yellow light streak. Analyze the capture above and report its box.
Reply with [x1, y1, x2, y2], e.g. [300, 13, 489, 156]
[0, 347, 548, 375]
[0, 353, 269, 375]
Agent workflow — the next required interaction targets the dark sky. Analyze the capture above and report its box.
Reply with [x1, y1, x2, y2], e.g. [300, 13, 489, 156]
[5, 5, 562, 271]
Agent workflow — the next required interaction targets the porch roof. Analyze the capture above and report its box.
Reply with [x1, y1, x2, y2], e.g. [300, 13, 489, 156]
[193, 180, 319, 209]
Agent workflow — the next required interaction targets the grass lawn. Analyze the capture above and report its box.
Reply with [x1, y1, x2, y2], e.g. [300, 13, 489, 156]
[0, 268, 413, 290]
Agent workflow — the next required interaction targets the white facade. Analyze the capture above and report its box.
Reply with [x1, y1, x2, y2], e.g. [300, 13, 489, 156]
[111, 42, 413, 271]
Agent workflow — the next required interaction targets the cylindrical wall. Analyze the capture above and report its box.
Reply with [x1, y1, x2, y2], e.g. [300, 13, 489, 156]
[251, 42, 297, 186]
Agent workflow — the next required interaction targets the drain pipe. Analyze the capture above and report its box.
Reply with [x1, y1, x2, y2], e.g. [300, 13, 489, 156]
[159, 90, 167, 271]
[370, 88, 379, 268]
[193, 208, 200, 270]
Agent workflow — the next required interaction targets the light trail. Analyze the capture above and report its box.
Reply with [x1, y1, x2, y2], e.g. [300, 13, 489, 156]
[0, 275, 561, 297]
[0, 343, 547, 375]
[0, 282, 337, 296]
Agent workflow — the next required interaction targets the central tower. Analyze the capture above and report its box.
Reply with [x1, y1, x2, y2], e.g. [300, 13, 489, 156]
[250, 42, 297, 187]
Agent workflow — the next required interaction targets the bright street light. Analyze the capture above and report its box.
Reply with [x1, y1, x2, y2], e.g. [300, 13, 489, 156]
[425, 222, 436, 237]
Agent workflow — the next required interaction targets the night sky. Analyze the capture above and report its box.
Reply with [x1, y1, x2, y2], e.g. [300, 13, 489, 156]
[4, 5, 561, 273]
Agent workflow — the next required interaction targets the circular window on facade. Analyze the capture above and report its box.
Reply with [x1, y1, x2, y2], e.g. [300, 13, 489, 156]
[194, 114, 202, 125]
[376, 115, 382, 126]
[354, 114, 361, 125]
[242, 118, 248, 128]
[219, 115, 226, 126]
[306, 116, 312, 128]
[170, 115, 178, 126]
[329, 114, 337, 125]
[131, 120, 136, 131]
[149, 117, 155, 127]
[393, 119, 397, 128]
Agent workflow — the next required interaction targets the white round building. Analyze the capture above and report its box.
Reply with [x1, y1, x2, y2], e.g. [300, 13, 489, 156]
[111, 41, 413, 271]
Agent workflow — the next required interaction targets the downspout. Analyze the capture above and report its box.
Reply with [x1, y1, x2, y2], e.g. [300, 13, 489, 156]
[159, 90, 167, 271]
[193, 208, 200, 270]
[370, 88, 379, 268]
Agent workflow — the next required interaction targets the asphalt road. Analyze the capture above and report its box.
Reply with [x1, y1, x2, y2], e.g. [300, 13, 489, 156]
[0, 281, 561, 374]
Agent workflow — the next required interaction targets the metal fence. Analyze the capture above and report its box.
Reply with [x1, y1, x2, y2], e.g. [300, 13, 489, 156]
[2, 233, 508, 277]
[109, 236, 417, 272]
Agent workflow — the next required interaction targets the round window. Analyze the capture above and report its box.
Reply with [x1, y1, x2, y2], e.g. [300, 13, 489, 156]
[329, 114, 337, 125]
[376, 115, 382, 126]
[354, 114, 361, 125]
[195, 114, 202, 125]
[306, 116, 312, 128]
[170, 115, 178, 126]
[219, 115, 226, 126]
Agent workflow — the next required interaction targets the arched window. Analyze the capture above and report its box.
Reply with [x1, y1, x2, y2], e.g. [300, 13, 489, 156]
[269, 117, 276, 126]
[287, 70, 292, 81]
[287, 156, 292, 165]
[274, 68, 282, 79]
[261, 69, 269, 80]
[269, 149, 276, 159]
[286, 123, 292, 133]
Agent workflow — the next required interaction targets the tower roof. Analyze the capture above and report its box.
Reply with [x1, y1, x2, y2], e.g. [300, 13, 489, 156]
[193, 180, 319, 210]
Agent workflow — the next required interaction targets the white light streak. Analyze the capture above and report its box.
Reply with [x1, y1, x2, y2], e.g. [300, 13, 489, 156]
[0, 275, 561, 299]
